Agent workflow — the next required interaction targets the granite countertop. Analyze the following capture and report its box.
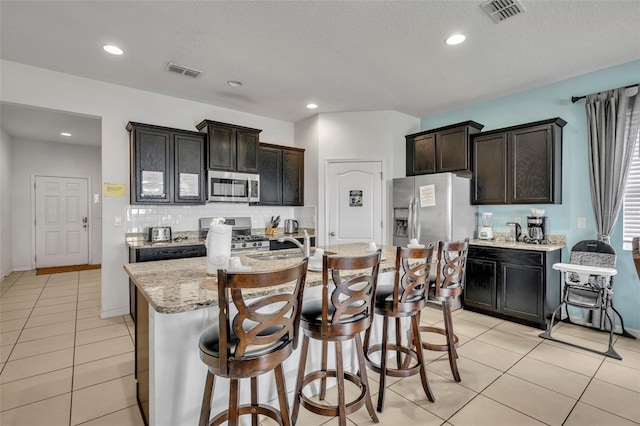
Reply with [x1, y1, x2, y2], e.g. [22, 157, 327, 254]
[469, 234, 565, 252]
[126, 228, 316, 249]
[124, 243, 395, 314]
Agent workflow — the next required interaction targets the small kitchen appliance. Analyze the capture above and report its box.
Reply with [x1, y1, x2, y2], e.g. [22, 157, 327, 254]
[148, 226, 172, 243]
[505, 222, 522, 242]
[526, 215, 547, 243]
[478, 212, 494, 240]
[284, 219, 299, 234]
[199, 217, 269, 252]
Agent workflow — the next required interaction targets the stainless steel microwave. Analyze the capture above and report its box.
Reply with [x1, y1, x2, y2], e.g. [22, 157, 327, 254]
[207, 171, 260, 203]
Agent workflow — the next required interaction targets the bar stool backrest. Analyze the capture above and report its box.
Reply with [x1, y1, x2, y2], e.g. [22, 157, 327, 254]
[393, 245, 435, 306]
[217, 260, 308, 373]
[321, 250, 381, 337]
[434, 239, 469, 299]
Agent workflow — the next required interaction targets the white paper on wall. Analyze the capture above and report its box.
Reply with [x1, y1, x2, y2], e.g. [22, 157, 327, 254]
[419, 184, 436, 207]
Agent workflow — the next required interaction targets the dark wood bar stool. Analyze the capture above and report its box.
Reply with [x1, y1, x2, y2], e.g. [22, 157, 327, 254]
[419, 239, 469, 382]
[198, 260, 309, 426]
[292, 251, 381, 426]
[363, 246, 436, 412]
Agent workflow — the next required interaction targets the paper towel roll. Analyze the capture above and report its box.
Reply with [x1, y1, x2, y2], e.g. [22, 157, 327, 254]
[206, 219, 232, 275]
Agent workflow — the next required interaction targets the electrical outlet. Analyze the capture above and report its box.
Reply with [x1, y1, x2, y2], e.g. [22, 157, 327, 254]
[577, 217, 586, 229]
[115, 216, 122, 227]
[514, 216, 521, 224]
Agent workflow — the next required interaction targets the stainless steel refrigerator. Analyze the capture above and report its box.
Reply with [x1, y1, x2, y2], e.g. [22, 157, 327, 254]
[393, 172, 477, 246]
[393, 173, 477, 309]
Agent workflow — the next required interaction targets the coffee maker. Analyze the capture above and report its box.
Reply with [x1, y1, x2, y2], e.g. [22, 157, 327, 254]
[526, 216, 547, 243]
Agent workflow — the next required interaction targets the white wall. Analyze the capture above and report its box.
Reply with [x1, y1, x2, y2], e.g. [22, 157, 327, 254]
[296, 111, 419, 245]
[0, 128, 12, 277]
[10, 138, 102, 270]
[1, 60, 294, 317]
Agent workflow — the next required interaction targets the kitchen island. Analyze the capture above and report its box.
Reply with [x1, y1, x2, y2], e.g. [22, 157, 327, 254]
[124, 243, 397, 426]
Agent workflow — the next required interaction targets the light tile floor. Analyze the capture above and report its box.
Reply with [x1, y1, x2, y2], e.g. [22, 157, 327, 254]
[1, 270, 639, 426]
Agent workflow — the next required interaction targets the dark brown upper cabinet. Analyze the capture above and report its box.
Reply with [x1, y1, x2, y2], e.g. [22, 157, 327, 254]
[406, 121, 484, 176]
[258, 143, 304, 206]
[471, 117, 566, 205]
[128, 122, 206, 205]
[196, 120, 261, 173]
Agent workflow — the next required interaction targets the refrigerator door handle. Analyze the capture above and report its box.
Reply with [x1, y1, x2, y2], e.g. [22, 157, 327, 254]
[407, 197, 414, 240]
[414, 198, 421, 242]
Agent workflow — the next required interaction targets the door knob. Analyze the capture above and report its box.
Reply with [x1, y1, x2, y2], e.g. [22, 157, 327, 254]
[329, 232, 336, 236]
[82, 216, 88, 229]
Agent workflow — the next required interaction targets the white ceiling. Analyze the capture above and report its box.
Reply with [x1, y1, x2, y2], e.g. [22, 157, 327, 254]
[1, 0, 639, 145]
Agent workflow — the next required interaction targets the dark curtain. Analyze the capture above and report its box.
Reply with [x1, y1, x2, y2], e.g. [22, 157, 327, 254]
[586, 86, 640, 243]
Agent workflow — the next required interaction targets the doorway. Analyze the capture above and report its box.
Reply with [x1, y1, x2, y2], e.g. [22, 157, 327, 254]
[34, 175, 90, 268]
[325, 160, 383, 246]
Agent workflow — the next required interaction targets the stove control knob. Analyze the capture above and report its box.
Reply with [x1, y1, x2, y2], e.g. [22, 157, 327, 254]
[253, 242, 258, 247]
[242, 243, 247, 248]
[231, 243, 236, 249]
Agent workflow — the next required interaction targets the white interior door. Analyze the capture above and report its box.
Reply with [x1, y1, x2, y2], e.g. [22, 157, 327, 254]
[35, 176, 89, 268]
[326, 161, 383, 246]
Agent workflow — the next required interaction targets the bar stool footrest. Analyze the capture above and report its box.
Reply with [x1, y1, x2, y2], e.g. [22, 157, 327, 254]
[419, 325, 459, 352]
[208, 403, 284, 426]
[298, 369, 368, 416]
[364, 343, 421, 377]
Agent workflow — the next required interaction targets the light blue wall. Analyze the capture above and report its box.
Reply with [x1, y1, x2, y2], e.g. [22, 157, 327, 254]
[421, 60, 640, 331]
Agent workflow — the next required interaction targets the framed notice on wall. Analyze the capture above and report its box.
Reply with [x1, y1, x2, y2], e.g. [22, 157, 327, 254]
[349, 190, 363, 207]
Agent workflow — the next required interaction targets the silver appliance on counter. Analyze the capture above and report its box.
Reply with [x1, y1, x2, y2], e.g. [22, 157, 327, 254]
[284, 219, 299, 234]
[207, 171, 260, 203]
[393, 173, 477, 310]
[147, 226, 172, 242]
[199, 217, 269, 252]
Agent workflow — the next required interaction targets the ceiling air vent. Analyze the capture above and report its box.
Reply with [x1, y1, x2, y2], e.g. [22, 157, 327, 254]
[166, 62, 202, 78]
[481, 0, 526, 23]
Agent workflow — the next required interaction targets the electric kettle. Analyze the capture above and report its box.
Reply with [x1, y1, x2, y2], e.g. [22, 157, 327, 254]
[284, 219, 299, 234]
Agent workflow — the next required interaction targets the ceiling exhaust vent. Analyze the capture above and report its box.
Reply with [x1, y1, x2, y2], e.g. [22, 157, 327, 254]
[481, 0, 526, 23]
[166, 62, 202, 78]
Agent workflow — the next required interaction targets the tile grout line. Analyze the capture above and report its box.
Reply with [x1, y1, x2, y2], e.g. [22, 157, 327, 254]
[69, 271, 81, 426]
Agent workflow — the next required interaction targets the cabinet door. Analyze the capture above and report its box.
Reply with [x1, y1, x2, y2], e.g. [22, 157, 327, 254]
[236, 130, 260, 173]
[501, 263, 544, 324]
[463, 257, 498, 311]
[132, 127, 171, 204]
[472, 133, 507, 204]
[258, 145, 283, 205]
[174, 133, 206, 204]
[509, 124, 555, 204]
[407, 134, 436, 175]
[437, 127, 468, 172]
[282, 148, 304, 206]
[208, 126, 235, 171]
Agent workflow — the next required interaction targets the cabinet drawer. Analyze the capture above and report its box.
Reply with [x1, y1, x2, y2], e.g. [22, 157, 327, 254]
[469, 246, 544, 266]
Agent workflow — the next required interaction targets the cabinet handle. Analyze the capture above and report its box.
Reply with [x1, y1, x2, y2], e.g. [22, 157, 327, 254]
[330, 232, 336, 236]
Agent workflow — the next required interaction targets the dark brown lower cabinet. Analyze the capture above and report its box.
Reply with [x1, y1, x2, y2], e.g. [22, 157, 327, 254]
[463, 245, 561, 329]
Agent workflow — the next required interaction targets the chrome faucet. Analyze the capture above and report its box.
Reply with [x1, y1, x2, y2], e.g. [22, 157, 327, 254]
[278, 229, 311, 258]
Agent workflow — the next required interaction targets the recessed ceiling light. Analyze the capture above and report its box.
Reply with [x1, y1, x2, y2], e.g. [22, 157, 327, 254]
[445, 34, 466, 45]
[306, 103, 318, 109]
[227, 80, 243, 87]
[103, 45, 124, 55]
[60, 132, 72, 137]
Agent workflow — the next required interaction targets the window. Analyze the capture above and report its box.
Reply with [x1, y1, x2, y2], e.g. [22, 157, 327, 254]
[623, 133, 640, 250]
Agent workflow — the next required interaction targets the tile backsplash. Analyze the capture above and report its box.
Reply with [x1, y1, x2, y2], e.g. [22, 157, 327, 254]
[126, 203, 316, 233]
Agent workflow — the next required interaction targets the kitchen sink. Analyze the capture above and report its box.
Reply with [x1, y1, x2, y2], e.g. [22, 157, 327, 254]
[248, 250, 335, 261]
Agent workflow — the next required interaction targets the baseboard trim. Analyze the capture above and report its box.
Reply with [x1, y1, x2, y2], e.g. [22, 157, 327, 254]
[101, 307, 130, 319]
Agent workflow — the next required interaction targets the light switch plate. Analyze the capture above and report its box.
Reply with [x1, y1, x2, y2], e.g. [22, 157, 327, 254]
[115, 216, 122, 227]
[577, 217, 586, 228]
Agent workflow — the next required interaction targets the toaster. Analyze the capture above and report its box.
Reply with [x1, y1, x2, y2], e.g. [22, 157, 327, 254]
[148, 226, 172, 242]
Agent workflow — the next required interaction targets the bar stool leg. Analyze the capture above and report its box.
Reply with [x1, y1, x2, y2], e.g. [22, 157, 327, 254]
[229, 379, 240, 426]
[199, 370, 215, 426]
[335, 341, 346, 426]
[395, 317, 403, 368]
[274, 363, 291, 426]
[319, 340, 328, 400]
[412, 314, 435, 402]
[377, 316, 389, 412]
[250, 376, 259, 426]
[292, 334, 310, 425]
[442, 299, 461, 382]
[355, 334, 379, 423]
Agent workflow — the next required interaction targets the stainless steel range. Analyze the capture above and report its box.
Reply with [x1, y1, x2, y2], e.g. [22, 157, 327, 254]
[199, 217, 270, 252]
